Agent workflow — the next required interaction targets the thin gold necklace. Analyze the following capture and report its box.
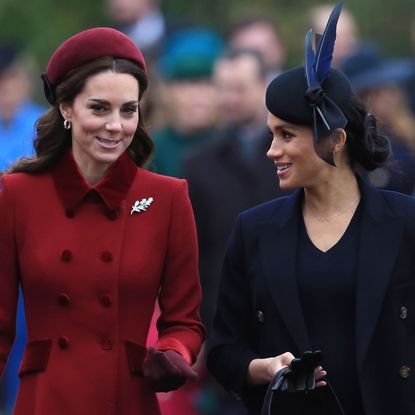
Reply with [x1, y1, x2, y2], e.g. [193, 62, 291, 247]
[304, 195, 361, 222]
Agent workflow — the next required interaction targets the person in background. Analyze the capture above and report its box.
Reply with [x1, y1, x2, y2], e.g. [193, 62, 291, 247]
[227, 16, 286, 83]
[340, 43, 415, 195]
[208, 4, 415, 415]
[183, 49, 287, 415]
[309, 3, 359, 67]
[184, 48, 286, 333]
[151, 27, 223, 178]
[0, 27, 205, 414]
[0, 43, 44, 169]
[404, 12, 415, 114]
[0, 42, 44, 415]
[106, 0, 166, 63]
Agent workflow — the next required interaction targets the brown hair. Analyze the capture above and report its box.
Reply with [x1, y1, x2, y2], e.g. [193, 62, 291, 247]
[9, 56, 154, 174]
[343, 93, 390, 171]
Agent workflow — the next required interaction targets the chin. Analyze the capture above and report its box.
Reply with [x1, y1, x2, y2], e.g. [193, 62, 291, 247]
[94, 152, 124, 164]
[278, 180, 298, 191]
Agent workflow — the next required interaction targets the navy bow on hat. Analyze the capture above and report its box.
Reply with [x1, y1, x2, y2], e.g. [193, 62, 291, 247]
[304, 2, 348, 165]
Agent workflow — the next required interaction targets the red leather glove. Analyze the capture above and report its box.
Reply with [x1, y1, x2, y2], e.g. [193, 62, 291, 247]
[142, 347, 199, 392]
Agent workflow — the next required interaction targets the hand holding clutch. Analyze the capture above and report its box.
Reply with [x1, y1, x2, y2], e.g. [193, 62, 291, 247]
[261, 351, 345, 415]
[280, 350, 323, 392]
[143, 347, 199, 392]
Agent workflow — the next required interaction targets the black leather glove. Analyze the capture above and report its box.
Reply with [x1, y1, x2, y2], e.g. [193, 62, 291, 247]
[142, 347, 199, 392]
[280, 350, 323, 392]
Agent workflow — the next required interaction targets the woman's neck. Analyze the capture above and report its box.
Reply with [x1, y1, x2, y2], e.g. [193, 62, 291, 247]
[303, 169, 360, 217]
[72, 152, 111, 187]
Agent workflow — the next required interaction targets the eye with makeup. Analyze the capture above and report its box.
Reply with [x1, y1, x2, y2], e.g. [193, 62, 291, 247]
[89, 103, 107, 114]
[121, 105, 138, 116]
[279, 129, 294, 141]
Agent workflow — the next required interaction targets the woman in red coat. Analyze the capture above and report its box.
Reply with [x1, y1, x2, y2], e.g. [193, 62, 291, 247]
[0, 27, 205, 414]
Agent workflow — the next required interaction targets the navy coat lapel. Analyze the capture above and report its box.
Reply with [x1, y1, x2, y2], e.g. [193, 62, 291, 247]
[259, 190, 311, 353]
[355, 180, 404, 373]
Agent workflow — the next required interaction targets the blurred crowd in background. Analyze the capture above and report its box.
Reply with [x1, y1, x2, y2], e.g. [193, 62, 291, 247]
[2, 0, 415, 414]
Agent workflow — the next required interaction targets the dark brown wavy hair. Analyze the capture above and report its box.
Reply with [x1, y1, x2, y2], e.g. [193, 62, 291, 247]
[9, 56, 154, 174]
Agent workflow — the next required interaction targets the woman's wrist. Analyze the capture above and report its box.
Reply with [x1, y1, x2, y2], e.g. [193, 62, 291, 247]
[247, 357, 277, 385]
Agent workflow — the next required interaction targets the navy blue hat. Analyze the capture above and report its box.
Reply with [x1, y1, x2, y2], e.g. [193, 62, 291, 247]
[339, 43, 414, 92]
[265, 2, 352, 165]
[266, 66, 351, 127]
[158, 28, 223, 81]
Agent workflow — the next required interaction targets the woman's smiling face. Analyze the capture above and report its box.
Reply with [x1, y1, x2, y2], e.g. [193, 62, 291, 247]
[60, 70, 140, 174]
[266, 112, 330, 190]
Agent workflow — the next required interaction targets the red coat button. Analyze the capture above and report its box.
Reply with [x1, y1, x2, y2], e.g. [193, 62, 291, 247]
[65, 209, 75, 218]
[58, 293, 70, 306]
[102, 338, 113, 350]
[100, 251, 113, 263]
[107, 209, 119, 220]
[60, 250, 72, 262]
[100, 294, 113, 307]
[58, 336, 70, 349]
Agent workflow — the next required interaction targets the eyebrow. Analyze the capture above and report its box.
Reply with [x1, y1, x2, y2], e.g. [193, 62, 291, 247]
[268, 124, 293, 131]
[88, 98, 139, 105]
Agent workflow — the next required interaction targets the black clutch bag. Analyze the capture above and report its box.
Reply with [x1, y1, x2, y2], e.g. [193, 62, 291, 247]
[260, 351, 345, 415]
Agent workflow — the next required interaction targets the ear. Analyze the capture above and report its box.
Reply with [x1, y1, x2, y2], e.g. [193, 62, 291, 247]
[315, 129, 347, 167]
[331, 128, 350, 167]
[59, 102, 72, 121]
[332, 128, 347, 152]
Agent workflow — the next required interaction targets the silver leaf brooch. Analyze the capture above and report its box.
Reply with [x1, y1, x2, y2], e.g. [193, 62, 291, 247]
[131, 197, 154, 215]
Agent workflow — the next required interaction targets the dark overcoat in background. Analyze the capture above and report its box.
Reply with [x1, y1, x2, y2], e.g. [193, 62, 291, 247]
[183, 126, 287, 329]
[208, 178, 415, 415]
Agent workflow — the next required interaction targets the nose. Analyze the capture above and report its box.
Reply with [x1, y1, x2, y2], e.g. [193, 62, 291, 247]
[266, 137, 283, 160]
[105, 114, 122, 133]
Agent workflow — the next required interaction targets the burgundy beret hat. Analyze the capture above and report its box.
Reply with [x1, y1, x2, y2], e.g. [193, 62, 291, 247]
[42, 27, 146, 104]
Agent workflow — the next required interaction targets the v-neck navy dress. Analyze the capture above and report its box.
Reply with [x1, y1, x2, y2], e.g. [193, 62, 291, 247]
[296, 205, 365, 414]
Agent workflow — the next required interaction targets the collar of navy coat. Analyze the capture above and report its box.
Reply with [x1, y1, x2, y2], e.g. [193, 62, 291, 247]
[51, 149, 137, 212]
[255, 176, 404, 374]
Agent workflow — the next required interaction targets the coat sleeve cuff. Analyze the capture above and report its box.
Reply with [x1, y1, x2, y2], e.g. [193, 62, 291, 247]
[155, 337, 192, 365]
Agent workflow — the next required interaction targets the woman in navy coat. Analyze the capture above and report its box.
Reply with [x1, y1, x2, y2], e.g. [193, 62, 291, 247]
[207, 4, 415, 415]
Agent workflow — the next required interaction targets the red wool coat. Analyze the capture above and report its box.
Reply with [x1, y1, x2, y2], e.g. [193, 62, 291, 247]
[0, 151, 205, 414]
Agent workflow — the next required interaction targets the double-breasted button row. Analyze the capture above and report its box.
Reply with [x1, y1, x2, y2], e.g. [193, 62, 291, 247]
[60, 250, 114, 263]
[58, 293, 113, 308]
[65, 208, 119, 220]
[400, 306, 408, 320]
[58, 336, 115, 351]
[400, 365, 411, 379]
